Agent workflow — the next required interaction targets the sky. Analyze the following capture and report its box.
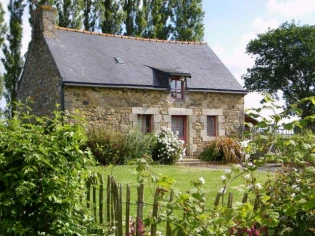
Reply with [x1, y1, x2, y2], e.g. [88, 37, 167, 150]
[1, 0, 315, 113]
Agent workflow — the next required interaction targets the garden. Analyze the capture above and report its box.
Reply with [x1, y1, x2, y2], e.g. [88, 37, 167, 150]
[0, 97, 315, 235]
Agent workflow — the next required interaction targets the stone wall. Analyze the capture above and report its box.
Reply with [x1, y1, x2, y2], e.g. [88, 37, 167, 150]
[64, 86, 245, 158]
[18, 7, 62, 117]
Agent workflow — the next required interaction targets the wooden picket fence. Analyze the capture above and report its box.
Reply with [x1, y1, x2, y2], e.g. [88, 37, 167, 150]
[86, 174, 254, 236]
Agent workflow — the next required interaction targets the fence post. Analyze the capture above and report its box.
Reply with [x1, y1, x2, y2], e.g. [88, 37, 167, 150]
[151, 188, 159, 236]
[136, 184, 144, 236]
[227, 192, 233, 208]
[125, 184, 130, 236]
[93, 176, 97, 221]
[86, 177, 91, 209]
[214, 192, 221, 207]
[242, 193, 248, 203]
[118, 184, 123, 236]
[166, 190, 174, 236]
[106, 175, 111, 225]
[99, 174, 104, 224]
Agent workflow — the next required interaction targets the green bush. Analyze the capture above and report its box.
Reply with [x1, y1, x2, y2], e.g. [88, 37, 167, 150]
[0, 107, 97, 235]
[199, 141, 223, 161]
[86, 126, 156, 165]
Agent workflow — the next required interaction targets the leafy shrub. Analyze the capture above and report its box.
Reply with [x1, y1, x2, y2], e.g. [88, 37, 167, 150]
[0, 107, 97, 235]
[152, 127, 185, 164]
[86, 126, 156, 165]
[265, 167, 315, 235]
[216, 137, 243, 163]
[200, 137, 242, 163]
[199, 141, 223, 161]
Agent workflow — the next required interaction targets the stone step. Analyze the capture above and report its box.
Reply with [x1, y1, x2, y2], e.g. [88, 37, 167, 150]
[178, 158, 211, 166]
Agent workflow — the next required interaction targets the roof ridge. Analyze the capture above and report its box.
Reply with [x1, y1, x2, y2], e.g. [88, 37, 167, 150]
[55, 26, 207, 45]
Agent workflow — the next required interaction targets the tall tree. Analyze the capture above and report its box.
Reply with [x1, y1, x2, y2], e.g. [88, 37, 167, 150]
[170, 0, 204, 41]
[123, 0, 138, 36]
[0, 3, 7, 99]
[83, 0, 102, 31]
[1, 0, 25, 118]
[55, 0, 83, 29]
[134, 0, 148, 36]
[143, 0, 172, 39]
[243, 22, 315, 119]
[101, 0, 124, 34]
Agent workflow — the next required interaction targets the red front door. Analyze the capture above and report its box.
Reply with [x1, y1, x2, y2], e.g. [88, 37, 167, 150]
[171, 116, 187, 143]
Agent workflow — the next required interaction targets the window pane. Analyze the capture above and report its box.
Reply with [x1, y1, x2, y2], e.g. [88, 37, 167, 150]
[137, 115, 151, 134]
[172, 116, 185, 139]
[207, 116, 216, 136]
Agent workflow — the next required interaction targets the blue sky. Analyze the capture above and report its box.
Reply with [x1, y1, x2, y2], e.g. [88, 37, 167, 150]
[2, 0, 315, 111]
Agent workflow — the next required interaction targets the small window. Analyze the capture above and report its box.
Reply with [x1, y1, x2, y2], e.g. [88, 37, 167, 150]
[171, 77, 185, 99]
[207, 116, 217, 136]
[137, 115, 152, 134]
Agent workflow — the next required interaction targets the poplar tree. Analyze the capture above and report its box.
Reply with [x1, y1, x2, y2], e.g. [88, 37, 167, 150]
[1, 0, 25, 118]
[83, 0, 103, 31]
[123, 0, 137, 36]
[55, 0, 83, 29]
[171, 0, 204, 41]
[134, 0, 148, 36]
[144, 0, 172, 39]
[101, 0, 124, 34]
[0, 3, 7, 99]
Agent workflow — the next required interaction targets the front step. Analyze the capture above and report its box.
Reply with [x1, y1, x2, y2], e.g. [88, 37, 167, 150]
[177, 157, 210, 167]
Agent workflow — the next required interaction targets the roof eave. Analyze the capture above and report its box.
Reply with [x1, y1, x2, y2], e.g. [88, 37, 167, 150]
[62, 81, 169, 90]
[187, 88, 248, 94]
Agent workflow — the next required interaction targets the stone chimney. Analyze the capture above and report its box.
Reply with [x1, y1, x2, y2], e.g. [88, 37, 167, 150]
[32, 6, 56, 41]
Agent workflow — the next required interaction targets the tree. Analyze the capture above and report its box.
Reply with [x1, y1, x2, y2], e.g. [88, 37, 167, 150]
[170, 0, 204, 41]
[143, 0, 172, 39]
[123, 0, 138, 36]
[55, 0, 83, 29]
[0, 3, 7, 99]
[243, 22, 315, 119]
[1, 0, 25, 118]
[101, 0, 124, 34]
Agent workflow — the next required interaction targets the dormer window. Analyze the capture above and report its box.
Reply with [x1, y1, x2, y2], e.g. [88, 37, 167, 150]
[171, 77, 185, 99]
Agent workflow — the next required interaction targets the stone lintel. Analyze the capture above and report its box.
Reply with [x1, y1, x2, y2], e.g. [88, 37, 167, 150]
[168, 108, 193, 116]
[132, 107, 159, 114]
[202, 109, 223, 116]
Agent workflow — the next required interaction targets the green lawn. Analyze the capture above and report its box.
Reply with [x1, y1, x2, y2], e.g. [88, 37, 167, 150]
[89, 164, 273, 220]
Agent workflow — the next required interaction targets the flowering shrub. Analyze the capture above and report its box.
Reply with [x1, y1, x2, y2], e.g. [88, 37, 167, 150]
[152, 127, 185, 164]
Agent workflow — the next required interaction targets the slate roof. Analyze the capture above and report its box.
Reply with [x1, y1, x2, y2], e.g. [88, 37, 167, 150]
[45, 27, 246, 94]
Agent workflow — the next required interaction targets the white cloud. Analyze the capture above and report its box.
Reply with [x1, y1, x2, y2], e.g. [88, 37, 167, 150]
[251, 18, 280, 32]
[211, 17, 282, 111]
[267, 0, 315, 17]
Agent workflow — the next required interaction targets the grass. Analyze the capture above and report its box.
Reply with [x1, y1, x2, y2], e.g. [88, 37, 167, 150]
[89, 164, 273, 220]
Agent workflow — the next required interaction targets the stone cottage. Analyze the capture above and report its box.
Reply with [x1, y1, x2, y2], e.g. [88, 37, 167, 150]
[18, 6, 247, 158]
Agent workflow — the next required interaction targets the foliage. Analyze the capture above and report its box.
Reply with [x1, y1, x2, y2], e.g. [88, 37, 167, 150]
[86, 125, 156, 165]
[199, 141, 223, 161]
[0, 105, 98, 235]
[1, 0, 25, 118]
[132, 159, 278, 236]
[143, 0, 173, 40]
[0, 2, 7, 100]
[246, 94, 315, 166]
[152, 127, 185, 164]
[243, 22, 315, 119]
[55, 0, 84, 29]
[101, 0, 124, 34]
[265, 167, 315, 235]
[170, 0, 204, 41]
